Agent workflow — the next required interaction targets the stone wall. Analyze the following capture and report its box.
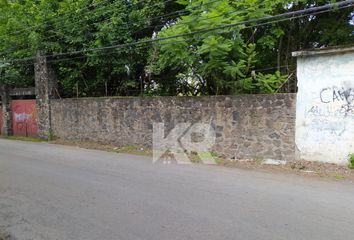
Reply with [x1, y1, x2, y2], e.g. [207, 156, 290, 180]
[51, 94, 296, 161]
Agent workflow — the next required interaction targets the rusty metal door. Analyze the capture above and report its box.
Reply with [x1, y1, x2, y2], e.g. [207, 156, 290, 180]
[11, 100, 38, 137]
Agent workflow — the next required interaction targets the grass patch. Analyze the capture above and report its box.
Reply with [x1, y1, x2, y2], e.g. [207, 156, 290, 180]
[6, 135, 44, 142]
[113, 145, 152, 156]
[188, 151, 219, 164]
[333, 173, 346, 180]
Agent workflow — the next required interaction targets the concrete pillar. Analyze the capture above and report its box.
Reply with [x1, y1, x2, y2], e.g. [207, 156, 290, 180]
[34, 52, 58, 139]
[0, 85, 12, 136]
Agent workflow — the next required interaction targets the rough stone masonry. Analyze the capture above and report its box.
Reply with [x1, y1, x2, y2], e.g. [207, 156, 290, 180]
[50, 94, 296, 161]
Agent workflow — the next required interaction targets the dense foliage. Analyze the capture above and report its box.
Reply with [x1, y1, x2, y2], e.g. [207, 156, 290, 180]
[0, 0, 353, 97]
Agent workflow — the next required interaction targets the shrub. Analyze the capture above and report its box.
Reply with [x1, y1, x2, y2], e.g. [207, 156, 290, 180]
[348, 153, 354, 169]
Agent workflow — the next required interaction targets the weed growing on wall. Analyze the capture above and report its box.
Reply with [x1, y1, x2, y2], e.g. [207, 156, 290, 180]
[47, 130, 57, 141]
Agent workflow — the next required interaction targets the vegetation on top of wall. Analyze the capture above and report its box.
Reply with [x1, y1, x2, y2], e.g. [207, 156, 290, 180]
[0, 0, 353, 97]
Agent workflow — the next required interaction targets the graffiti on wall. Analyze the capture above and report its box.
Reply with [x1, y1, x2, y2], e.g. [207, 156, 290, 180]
[15, 113, 33, 121]
[304, 86, 354, 139]
[320, 86, 354, 115]
[306, 87, 354, 117]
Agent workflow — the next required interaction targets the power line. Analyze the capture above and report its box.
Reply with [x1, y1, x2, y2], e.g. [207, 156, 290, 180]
[0, 6, 345, 97]
[3, 2, 352, 68]
[7, 0, 113, 36]
[1, 37, 194, 67]
[108, 0, 267, 36]
[7, 0, 178, 37]
[8, 0, 174, 35]
[6, 0, 353, 63]
[0, 0, 176, 55]
[30, 0, 220, 43]
[0, 0, 252, 56]
[6, 0, 346, 56]
[128, 1, 271, 37]
[1, 0, 197, 55]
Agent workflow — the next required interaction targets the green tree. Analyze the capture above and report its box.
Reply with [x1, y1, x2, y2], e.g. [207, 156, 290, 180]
[150, 0, 288, 95]
[0, 0, 183, 96]
[252, 0, 354, 92]
[0, 0, 353, 96]
[151, 0, 353, 95]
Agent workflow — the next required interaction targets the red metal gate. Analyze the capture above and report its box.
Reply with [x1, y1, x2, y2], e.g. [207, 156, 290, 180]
[11, 100, 38, 137]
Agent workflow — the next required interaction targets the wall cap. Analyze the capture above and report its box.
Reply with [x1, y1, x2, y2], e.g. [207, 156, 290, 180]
[292, 45, 354, 58]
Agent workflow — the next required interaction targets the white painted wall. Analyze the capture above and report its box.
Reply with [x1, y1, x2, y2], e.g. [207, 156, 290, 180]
[296, 51, 354, 164]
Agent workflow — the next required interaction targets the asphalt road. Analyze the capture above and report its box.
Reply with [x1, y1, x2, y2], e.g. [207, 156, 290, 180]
[1, 139, 354, 240]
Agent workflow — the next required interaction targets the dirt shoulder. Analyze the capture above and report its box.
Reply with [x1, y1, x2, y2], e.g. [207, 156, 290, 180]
[51, 139, 153, 156]
[217, 158, 354, 181]
[49, 139, 354, 181]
